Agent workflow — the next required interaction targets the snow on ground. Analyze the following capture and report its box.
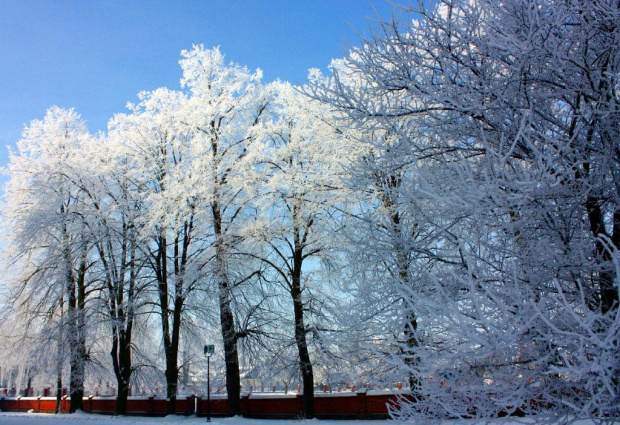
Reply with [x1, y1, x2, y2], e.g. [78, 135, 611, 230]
[0, 412, 605, 425]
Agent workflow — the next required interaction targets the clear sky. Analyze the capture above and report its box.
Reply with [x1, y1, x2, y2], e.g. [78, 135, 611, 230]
[0, 0, 397, 177]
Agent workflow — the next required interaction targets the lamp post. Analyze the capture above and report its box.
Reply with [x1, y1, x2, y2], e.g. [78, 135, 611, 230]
[204, 344, 214, 422]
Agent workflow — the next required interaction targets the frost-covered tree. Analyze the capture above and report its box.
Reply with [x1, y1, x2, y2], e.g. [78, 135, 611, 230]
[2, 107, 95, 412]
[109, 87, 204, 414]
[312, 0, 620, 420]
[242, 81, 354, 418]
[179, 45, 270, 415]
[308, 57, 434, 394]
[75, 129, 153, 415]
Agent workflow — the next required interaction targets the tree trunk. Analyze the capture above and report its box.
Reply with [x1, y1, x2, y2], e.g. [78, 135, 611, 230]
[56, 295, 64, 414]
[213, 196, 241, 416]
[292, 279, 314, 418]
[116, 384, 129, 416]
[165, 350, 179, 415]
[24, 375, 32, 397]
[159, 220, 192, 416]
[55, 373, 62, 414]
[154, 231, 177, 415]
[218, 259, 241, 416]
[68, 349, 85, 412]
[67, 252, 87, 413]
[112, 328, 133, 415]
[113, 330, 133, 415]
[586, 196, 620, 314]
[166, 248, 187, 415]
[389, 193, 420, 396]
[291, 224, 314, 419]
[403, 312, 419, 393]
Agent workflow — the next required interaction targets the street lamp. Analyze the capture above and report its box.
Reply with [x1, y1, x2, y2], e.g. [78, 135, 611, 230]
[204, 344, 214, 422]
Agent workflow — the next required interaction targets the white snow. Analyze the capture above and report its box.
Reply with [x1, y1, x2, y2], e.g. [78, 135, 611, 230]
[0, 412, 602, 425]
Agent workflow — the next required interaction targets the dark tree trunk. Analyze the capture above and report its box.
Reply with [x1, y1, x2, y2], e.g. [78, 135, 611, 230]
[24, 375, 32, 397]
[154, 230, 178, 415]
[112, 328, 133, 415]
[213, 196, 241, 416]
[163, 293, 183, 416]
[158, 265, 183, 417]
[220, 295, 241, 415]
[116, 384, 129, 416]
[165, 351, 179, 415]
[99, 219, 137, 416]
[68, 350, 85, 412]
[67, 253, 87, 413]
[291, 218, 314, 419]
[217, 248, 241, 416]
[55, 373, 62, 413]
[164, 297, 182, 416]
[586, 196, 620, 314]
[292, 271, 314, 418]
[166, 244, 188, 415]
[387, 189, 420, 395]
[114, 329, 133, 415]
[56, 295, 64, 414]
[157, 217, 192, 416]
[580, 77, 619, 315]
[403, 313, 420, 393]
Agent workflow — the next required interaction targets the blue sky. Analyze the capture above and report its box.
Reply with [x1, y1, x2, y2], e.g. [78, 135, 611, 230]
[0, 0, 397, 175]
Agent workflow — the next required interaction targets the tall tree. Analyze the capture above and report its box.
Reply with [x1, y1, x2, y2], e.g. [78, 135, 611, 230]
[312, 0, 620, 419]
[243, 82, 352, 417]
[79, 132, 150, 415]
[2, 107, 94, 412]
[179, 45, 269, 415]
[109, 87, 204, 414]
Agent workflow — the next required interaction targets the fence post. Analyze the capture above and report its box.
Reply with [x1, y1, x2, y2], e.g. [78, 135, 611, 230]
[196, 395, 203, 417]
[186, 394, 196, 415]
[148, 395, 155, 416]
[356, 388, 368, 419]
[297, 391, 304, 417]
[242, 392, 251, 417]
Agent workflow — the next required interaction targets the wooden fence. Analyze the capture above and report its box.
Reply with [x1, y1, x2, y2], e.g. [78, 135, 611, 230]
[0, 390, 401, 419]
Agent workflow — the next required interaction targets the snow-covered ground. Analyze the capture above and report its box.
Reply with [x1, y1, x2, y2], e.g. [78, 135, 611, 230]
[0, 412, 606, 425]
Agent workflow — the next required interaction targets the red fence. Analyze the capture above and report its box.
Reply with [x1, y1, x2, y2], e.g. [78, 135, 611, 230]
[0, 390, 401, 419]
